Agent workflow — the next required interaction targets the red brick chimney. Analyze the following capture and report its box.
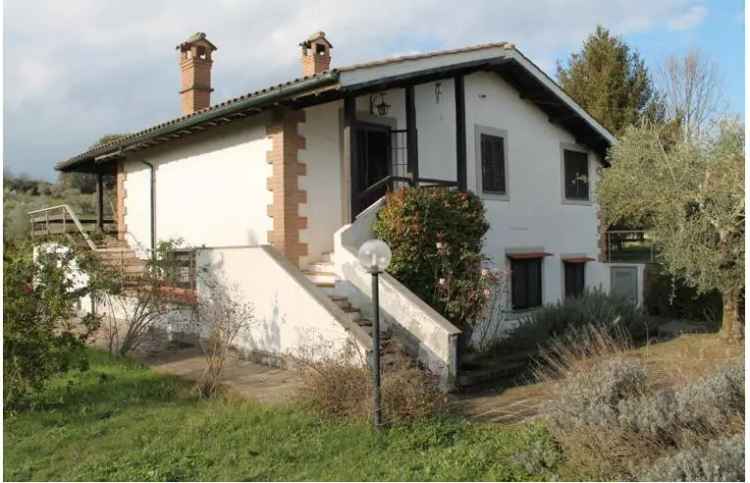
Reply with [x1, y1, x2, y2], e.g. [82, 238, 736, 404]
[176, 32, 217, 115]
[300, 31, 332, 77]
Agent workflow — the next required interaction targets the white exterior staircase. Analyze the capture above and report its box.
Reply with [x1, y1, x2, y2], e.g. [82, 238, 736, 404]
[303, 252, 406, 367]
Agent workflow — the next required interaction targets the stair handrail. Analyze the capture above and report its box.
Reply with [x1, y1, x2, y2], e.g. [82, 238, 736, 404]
[28, 204, 98, 251]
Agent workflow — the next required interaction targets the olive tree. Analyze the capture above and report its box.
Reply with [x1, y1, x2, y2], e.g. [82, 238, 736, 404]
[598, 120, 744, 339]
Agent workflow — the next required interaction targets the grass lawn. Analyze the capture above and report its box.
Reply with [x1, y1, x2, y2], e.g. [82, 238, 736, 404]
[4, 350, 559, 481]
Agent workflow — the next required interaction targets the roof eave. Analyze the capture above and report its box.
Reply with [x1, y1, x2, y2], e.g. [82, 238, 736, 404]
[56, 71, 340, 172]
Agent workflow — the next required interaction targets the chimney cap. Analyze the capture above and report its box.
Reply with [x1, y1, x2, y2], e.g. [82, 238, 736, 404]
[299, 31, 333, 49]
[176, 32, 218, 51]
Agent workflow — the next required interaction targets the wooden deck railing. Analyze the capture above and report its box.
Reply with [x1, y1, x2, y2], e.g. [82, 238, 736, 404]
[28, 205, 115, 250]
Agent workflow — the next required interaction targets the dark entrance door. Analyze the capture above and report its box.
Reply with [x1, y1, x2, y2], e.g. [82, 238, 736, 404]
[353, 122, 391, 217]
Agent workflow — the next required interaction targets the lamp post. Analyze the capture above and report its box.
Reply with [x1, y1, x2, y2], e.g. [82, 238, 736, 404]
[357, 239, 392, 431]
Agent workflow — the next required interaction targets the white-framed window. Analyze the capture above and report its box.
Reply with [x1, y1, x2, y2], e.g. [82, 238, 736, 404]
[561, 144, 591, 203]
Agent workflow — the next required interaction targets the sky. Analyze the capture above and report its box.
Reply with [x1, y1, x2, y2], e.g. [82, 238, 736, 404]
[3, 0, 745, 181]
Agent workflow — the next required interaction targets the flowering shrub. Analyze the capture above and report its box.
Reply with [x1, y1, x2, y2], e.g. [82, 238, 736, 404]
[373, 187, 491, 328]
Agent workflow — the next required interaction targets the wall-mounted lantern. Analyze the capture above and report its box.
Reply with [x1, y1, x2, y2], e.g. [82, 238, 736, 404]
[369, 92, 391, 116]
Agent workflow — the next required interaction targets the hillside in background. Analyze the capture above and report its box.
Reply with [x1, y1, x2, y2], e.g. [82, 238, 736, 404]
[3, 171, 115, 242]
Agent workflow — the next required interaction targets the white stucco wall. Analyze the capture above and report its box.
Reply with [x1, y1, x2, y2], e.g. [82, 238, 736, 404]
[318, 69, 617, 306]
[123, 158, 151, 258]
[194, 245, 370, 361]
[415, 78, 457, 180]
[464, 70, 609, 303]
[123, 116, 272, 256]
[299, 101, 344, 266]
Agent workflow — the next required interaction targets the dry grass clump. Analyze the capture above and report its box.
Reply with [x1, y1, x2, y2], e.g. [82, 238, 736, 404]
[294, 342, 447, 425]
[534, 324, 745, 481]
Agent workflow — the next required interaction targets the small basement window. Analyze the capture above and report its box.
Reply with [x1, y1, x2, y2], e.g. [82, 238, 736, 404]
[563, 148, 589, 201]
[563, 261, 586, 298]
[509, 256, 544, 310]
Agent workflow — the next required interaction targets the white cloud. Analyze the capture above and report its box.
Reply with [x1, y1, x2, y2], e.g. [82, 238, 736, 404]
[3, 0, 703, 179]
[667, 4, 708, 31]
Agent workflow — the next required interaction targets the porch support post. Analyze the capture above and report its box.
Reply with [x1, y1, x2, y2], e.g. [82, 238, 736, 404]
[454, 74, 467, 191]
[344, 95, 358, 222]
[405, 85, 419, 187]
[95, 172, 104, 232]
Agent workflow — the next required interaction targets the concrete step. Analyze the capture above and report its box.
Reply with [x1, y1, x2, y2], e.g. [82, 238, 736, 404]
[457, 359, 530, 389]
[104, 264, 146, 274]
[308, 261, 335, 273]
[98, 255, 144, 265]
[98, 256, 143, 266]
[101, 240, 129, 248]
[304, 271, 338, 285]
[332, 298, 352, 311]
[316, 283, 338, 296]
[96, 247, 135, 254]
[361, 325, 391, 339]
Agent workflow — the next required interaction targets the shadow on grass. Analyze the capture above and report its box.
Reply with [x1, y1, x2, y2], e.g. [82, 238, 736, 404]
[26, 349, 202, 419]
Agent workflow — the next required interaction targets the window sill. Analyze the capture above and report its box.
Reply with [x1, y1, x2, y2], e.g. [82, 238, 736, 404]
[481, 192, 510, 202]
[506, 307, 542, 317]
[562, 198, 593, 206]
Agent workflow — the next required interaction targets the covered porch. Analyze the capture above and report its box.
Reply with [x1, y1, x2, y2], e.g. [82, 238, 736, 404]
[29, 165, 119, 243]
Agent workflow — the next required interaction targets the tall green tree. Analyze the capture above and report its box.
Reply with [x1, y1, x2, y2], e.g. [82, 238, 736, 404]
[598, 120, 744, 340]
[557, 26, 664, 136]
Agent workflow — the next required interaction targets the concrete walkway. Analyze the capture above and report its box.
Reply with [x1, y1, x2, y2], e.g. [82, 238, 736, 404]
[91, 324, 304, 406]
[136, 346, 304, 406]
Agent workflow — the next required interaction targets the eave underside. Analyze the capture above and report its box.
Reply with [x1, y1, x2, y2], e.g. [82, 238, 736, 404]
[60, 57, 611, 174]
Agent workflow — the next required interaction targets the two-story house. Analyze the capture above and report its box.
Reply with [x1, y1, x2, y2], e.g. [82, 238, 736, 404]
[42, 32, 646, 389]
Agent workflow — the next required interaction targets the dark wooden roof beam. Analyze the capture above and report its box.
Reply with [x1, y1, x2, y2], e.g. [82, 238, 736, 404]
[548, 113, 579, 124]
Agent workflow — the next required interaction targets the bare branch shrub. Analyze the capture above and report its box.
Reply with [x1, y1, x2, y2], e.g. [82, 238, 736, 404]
[471, 267, 511, 353]
[97, 292, 120, 355]
[194, 270, 255, 398]
[659, 48, 726, 140]
[294, 341, 447, 424]
[97, 240, 191, 357]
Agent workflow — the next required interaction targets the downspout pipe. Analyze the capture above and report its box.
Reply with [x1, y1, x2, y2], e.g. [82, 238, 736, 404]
[140, 160, 156, 257]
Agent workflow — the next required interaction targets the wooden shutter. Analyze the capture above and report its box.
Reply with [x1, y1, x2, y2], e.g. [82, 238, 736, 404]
[481, 133, 505, 193]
